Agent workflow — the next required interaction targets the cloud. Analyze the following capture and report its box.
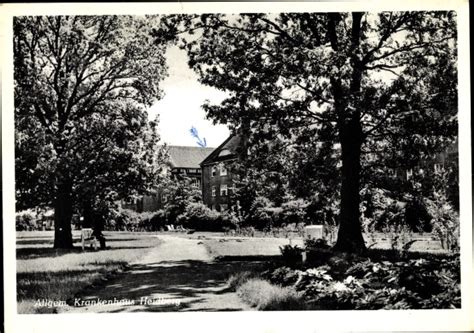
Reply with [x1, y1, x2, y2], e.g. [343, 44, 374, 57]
[148, 46, 229, 147]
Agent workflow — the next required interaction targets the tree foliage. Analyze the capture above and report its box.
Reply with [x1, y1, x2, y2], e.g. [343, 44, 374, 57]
[156, 12, 458, 251]
[14, 15, 168, 247]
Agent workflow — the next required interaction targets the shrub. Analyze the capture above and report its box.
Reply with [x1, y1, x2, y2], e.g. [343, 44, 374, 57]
[278, 199, 309, 226]
[237, 278, 305, 310]
[176, 202, 221, 231]
[425, 191, 459, 252]
[111, 209, 153, 231]
[280, 244, 303, 268]
[304, 238, 331, 251]
[245, 196, 275, 229]
[265, 254, 460, 310]
[306, 194, 340, 226]
[405, 197, 432, 232]
[361, 188, 410, 232]
[16, 210, 38, 231]
[219, 210, 241, 230]
[263, 266, 302, 287]
[227, 271, 257, 291]
[149, 210, 166, 231]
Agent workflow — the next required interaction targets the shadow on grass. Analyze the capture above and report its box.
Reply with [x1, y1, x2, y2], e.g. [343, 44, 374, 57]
[16, 246, 155, 260]
[16, 234, 55, 239]
[16, 239, 56, 245]
[364, 248, 454, 261]
[214, 255, 283, 262]
[17, 268, 117, 302]
[99, 238, 150, 243]
[16, 237, 148, 245]
[70, 258, 272, 312]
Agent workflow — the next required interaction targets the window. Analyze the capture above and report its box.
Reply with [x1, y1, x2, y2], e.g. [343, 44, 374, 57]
[218, 149, 232, 157]
[406, 169, 413, 180]
[191, 178, 200, 188]
[220, 184, 228, 196]
[434, 163, 443, 173]
[212, 186, 216, 197]
[211, 166, 217, 177]
[220, 163, 227, 176]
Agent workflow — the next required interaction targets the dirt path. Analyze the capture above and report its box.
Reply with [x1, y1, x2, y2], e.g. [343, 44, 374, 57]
[63, 235, 254, 313]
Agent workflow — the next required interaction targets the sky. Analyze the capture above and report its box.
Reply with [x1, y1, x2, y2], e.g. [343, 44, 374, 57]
[148, 46, 230, 148]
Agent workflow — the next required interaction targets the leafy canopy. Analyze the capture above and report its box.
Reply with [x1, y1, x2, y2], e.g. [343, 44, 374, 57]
[15, 15, 169, 210]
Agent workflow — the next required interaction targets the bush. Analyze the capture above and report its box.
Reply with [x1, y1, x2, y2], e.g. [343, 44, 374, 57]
[227, 271, 258, 291]
[237, 278, 305, 310]
[278, 199, 309, 226]
[149, 210, 166, 231]
[263, 266, 302, 287]
[304, 238, 331, 251]
[405, 197, 432, 232]
[220, 210, 241, 229]
[265, 254, 460, 310]
[16, 210, 38, 231]
[176, 202, 221, 231]
[245, 196, 275, 229]
[280, 244, 304, 268]
[425, 191, 459, 252]
[111, 209, 153, 231]
[306, 194, 340, 226]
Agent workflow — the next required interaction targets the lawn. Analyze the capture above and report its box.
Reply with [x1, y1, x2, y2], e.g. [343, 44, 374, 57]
[191, 231, 445, 258]
[16, 230, 451, 313]
[200, 237, 304, 259]
[16, 231, 162, 314]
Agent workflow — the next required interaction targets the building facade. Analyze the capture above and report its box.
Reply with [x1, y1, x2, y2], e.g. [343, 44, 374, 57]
[199, 135, 458, 213]
[200, 135, 242, 211]
[123, 145, 214, 212]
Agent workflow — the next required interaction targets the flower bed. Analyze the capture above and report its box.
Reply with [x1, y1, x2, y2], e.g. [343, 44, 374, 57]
[261, 253, 460, 310]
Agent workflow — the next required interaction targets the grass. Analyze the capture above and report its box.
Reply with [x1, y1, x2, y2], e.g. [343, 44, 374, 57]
[227, 271, 258, 291]
[236, 278, 304, 310]
[16, 230, 448, 313]
[16, 231, 161, 314]
[202, 237, 304, 259]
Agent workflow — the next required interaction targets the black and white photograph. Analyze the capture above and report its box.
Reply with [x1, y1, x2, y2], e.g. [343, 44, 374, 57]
[2, 2, 472, 332]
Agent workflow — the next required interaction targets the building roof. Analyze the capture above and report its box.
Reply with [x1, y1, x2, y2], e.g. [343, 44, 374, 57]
[200, 135, 242, 166]
[168, 146, 215, 169]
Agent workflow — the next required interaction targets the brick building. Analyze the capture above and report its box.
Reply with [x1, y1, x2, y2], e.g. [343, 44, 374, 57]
[200, 135, 242, 211]
[199, 134, 458, 213]
[123, 145, 214, 212]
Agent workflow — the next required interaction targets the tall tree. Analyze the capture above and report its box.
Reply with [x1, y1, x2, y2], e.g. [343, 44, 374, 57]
[14, 16, 168, 248]
[156, 12, 457, 252]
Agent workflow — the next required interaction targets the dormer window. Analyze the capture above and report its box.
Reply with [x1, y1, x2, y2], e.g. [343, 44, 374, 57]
[218, 149, 232, 157]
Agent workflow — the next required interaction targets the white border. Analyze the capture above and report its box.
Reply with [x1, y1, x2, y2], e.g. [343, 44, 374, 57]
[2, 2, 472, 332]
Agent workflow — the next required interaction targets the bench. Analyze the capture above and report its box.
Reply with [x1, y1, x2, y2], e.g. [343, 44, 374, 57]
[81, 228, 98, 250]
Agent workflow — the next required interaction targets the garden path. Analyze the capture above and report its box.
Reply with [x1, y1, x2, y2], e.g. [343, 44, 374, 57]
[62, 235, 253, 313]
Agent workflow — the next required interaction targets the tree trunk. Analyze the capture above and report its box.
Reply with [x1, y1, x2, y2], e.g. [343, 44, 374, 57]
[53, 179, 74, 248]
[82, 201, 94, 228]
[331, 12, 366, 253]
[333, 118, 366, 252]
